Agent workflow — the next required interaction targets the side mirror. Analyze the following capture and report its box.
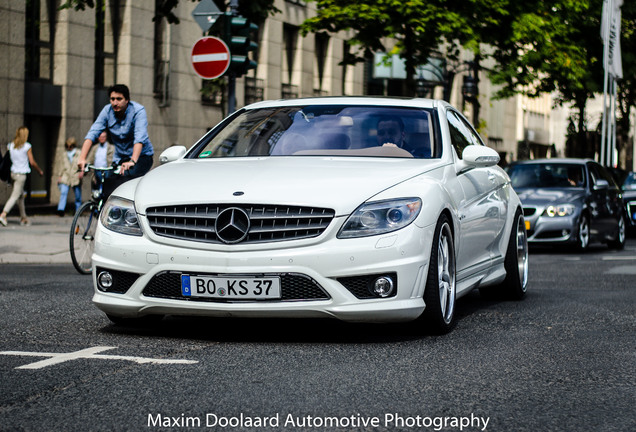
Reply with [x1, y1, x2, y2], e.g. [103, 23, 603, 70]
[159, 146, 187, 164]
[593, 179, 610, 190]
[458, 145, 500, 173]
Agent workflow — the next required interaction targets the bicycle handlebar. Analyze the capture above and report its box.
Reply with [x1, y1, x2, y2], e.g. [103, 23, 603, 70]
[80, 163, 121, 175]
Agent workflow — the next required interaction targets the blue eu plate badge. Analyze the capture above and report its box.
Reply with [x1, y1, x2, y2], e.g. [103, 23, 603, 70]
[181, 275, 191, 296]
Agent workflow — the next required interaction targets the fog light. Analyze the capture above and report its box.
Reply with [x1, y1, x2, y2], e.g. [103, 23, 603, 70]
[98, 271, 113, 289]
[372, 276, 394, 297]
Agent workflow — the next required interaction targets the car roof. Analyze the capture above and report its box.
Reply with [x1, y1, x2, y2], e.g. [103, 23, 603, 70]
[510, 158, 593, 165]
[242, 96, 442, 111]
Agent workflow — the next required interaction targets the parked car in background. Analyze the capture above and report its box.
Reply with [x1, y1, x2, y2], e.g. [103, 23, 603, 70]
[507, 159, 626, 251]
[608, 168, 636, 234]
[91, 97, 529, 334]
[622, 172, 636, 232]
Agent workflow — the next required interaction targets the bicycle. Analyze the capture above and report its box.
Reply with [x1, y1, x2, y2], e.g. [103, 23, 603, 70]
[69, 163, 118, 274]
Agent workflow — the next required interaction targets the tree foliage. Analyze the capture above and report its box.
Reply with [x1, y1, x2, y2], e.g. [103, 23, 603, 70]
[302, 0, 477, 94]
[60, 0, 278, 24]
[303, 0, 634, 163]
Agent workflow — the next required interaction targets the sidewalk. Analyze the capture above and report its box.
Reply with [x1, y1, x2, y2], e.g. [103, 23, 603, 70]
[0, 214, 74, 264]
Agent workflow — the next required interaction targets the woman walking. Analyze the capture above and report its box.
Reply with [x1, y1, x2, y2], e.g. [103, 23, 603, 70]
[56, 137, 82, 216]
[0, 126, 44, 226]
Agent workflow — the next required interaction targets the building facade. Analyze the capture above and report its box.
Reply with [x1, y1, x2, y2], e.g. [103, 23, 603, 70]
[5, 0, 623, 212]
[0, 0, 367, 208]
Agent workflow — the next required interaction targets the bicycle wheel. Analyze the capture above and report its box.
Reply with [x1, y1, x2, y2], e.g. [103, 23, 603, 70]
[70, 201, 99, 275]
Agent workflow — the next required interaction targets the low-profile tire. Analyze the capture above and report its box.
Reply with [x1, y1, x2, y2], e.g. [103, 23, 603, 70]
[608, 213, 626, 250]
[420, 214, 456, 335]
[480, 208, 529, 300]
[574, 213, 590, 252]
[500, 209, 529, 300]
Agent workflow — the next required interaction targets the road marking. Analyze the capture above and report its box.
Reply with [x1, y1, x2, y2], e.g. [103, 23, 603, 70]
[602, 256, 636, 261]
[0, 346, 198, 369]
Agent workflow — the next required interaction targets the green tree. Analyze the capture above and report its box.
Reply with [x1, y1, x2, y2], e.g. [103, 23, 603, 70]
[485, 0, 634, 165]
[616, 1, 636, 168]
[61, 0, 278, 24]
[301, 0, 476, 96]
[484, 1, 600, 155]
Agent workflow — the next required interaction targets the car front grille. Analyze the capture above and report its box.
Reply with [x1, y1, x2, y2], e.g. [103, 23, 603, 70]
[145, 204, 335, 244]
[142, 271, 331, 302]
[523, 207, 536, 217]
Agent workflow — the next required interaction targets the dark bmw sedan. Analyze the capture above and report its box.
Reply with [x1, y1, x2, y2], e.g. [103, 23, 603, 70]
[507, 159, 626, 251]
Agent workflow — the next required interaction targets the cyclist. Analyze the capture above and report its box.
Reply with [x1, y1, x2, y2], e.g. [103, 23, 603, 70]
[77, 84, 154, 198]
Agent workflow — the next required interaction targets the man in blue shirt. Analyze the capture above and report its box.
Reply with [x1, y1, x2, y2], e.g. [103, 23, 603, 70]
[78, 84, 154, 195]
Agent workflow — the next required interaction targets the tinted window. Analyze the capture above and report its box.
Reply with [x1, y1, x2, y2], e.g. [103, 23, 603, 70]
[624, 172, 636, 190]
[508, 163, 586, 188]
[192, 106, 436, 159]
[588, 162, 619, 188]
[446, 111, 473, 156]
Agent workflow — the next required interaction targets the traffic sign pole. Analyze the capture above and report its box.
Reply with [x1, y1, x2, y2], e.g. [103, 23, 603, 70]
[227, 0, 239, 114]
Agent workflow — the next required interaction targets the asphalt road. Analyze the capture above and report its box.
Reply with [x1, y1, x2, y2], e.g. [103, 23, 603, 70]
[1, 241, 635, 432]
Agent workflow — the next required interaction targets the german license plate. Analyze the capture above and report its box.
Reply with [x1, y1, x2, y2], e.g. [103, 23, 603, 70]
[181, 275, 281, 299]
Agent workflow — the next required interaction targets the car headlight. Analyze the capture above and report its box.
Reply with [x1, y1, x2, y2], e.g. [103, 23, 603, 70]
[100, 197, 143, 236]
[544, 204, 576, 217]
[338, 198, 422, 238]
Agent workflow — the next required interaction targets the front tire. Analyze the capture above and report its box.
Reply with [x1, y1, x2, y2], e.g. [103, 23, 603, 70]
[70, 201, 98, 275]
[575, 214, 590, 252]
[421, 215, 456, 334]
[608, 213, 626, 250]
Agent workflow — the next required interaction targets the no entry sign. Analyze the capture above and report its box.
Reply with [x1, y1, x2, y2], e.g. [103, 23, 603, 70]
[191, 36, 230, 79]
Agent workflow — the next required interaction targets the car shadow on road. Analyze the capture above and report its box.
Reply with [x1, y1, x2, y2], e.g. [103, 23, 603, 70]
[99, 292, 520, 344]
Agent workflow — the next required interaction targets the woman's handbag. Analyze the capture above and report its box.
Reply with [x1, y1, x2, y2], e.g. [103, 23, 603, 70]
[0, 150, 11, 183]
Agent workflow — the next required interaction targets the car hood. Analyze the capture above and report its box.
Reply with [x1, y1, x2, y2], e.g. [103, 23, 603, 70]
[133, 157, 442, 215]
[515, 188, 585, 206]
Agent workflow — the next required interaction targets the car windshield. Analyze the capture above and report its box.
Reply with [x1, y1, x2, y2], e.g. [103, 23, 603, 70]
[508, 163, 586, 189]
[192, 105, 436, 159]
[623, 172, 636, 190]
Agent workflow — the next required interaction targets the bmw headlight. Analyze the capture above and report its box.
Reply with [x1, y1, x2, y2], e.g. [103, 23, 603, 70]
[100, 197, 142, 236]
[544, 204, 575, 217]
[338, 198, 422, 238]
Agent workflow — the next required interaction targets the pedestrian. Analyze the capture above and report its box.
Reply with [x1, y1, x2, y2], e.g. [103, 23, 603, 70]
[56, 137, 82, 217]
[77, 84, 154, 199]
[0, 126, 44, 226]
[87, 130, 115, 192]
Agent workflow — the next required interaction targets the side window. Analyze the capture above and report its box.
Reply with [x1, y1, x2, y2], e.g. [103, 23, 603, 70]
[587, 164, 599, 185]
[593, 163, 619, 187]
[459, 116, 484, 146]
[446, 111, 472, 156]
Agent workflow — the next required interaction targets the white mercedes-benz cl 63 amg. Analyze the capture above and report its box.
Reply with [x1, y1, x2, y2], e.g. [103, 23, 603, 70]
[91, 97, 528, 334]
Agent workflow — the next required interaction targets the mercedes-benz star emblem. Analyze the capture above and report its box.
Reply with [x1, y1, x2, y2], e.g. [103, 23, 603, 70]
[215, 207, 250, 244]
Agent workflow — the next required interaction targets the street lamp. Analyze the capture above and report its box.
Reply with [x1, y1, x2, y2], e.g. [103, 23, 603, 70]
[462, 74, 477, 102]
[461, 58, 480, 127]
[416, 78, 435, 98]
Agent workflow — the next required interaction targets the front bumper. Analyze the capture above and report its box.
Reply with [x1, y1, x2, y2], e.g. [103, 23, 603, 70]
[523, 207, 578, 244]
[92, 217, 433, 323]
